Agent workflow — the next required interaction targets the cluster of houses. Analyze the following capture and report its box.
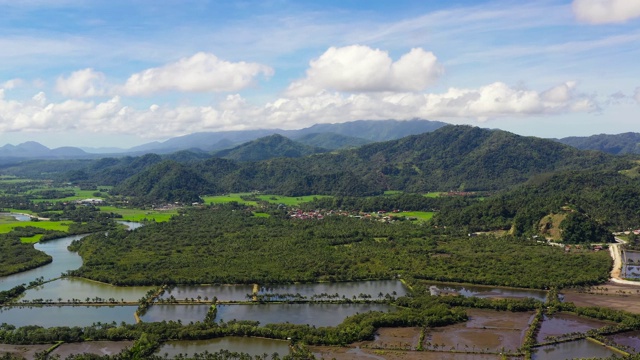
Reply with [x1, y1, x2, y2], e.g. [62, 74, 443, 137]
[288, 208, 415, 223]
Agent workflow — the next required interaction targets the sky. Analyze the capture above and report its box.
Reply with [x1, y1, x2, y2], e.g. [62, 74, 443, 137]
[0, 0, 639, 149]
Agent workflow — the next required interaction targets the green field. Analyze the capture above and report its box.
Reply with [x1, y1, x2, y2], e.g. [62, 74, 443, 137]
[255, 194, 330, 205]
[252, 212, 271, 218]
[30, 187, 105, 203]
[0, 221, 71, 233]
[424, 192, 443, 198]
[387, 211, 435, 221]
[20, 234, 43, 243]
[99, 206, 178, 222]
[203, 193, 330, 206]
[202, 193, 257, 206]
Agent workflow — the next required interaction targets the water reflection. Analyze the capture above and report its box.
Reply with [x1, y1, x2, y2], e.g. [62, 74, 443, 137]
[532, 339, 615, 359]
[0, 234, 85, 291]
[0, 305, 136, 327]
[157, 338, 290, 358]
[143, 303, 394, 327]
[427, 282, 547, 302]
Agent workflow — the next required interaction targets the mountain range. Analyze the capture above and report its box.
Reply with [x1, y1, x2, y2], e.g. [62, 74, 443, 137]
[3, 119, 640, 161]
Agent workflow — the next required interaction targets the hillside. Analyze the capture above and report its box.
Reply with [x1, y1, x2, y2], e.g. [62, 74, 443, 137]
[433, 169, 640, 234]
[293, 132, 372, 150]
[558, 132, 640, 155]
[108, 125, 617, 202]
[214, 134, 327, 161]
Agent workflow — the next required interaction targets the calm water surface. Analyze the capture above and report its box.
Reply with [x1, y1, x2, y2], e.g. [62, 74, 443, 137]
[427, 282, 547, 302]
[0, 305, 136, 327]
[532, 339, 615, 359]
[143, 303, 393, 327]
[19, 277, 153, 303]
[157, 338, 290, 358]
[0, 234, 85, 291]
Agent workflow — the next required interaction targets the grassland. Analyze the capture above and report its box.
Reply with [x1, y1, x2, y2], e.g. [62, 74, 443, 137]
[424, 192, 443, 198]
[98, 206, 177, 222]
[202, 193, 330, 206]
[30, 188, 104, 203]
[388, 211, 435, 221]
[202, 193, 257, 206]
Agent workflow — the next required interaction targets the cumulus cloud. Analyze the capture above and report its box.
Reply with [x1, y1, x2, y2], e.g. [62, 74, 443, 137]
[0, 81, 597, 139]
[122, 52, 273, 96]
[286, 45, 443, 97]
[56, 68, 108, 97]
[572, 0, 640, 24]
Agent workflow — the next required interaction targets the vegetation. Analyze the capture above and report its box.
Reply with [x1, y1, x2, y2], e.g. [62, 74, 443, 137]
[66, 205, 611, 288]
[214, 134, 328, 162]
[0, 233, 52, 276]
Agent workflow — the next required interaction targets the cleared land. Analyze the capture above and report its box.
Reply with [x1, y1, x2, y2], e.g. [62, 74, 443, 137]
[561, 283, 640, 314]
[99, 206, 177, 222]
[202, 193, 330, 206]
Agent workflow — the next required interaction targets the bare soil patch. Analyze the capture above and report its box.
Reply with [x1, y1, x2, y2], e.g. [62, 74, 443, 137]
[561, 283, 640, 314]
[310, 346, 501, 359]
[0, 344, 50, 360]
[51, 341, 134, 358]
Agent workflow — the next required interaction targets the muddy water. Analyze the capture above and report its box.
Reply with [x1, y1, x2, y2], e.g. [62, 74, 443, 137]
[161, 280, 408, 303]
[532, 339, 615, 359]
[423, 309, 534, 352]
[608, 330, 640, 353]
[311, 346, 501, 360]
[51, 341, 134, 358]
[0, 344, 50, 360]
[157, 337, 290, 358]
[427, 282, 547, 302]
[258, 280, 408, 300]
[142, 303, 394, 327]
[19, 277, 154, 303]
[536, 313, 613, 343]
[0, 305, 136, 327]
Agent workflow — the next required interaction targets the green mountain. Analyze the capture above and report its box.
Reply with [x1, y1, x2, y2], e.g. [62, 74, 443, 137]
[107, 125, 615, 202]
[113, 161, 215, 203]
[293, 132, 372, 150]
[433, 169, 640, 234]
[558, 132, 640, 155]
[214, 134, 328, 161]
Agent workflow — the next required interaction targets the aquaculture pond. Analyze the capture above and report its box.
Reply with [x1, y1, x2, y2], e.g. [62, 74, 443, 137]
[161, 280, 408, 302]
[18, 277, 154, 303]
[157, 338, 290, 358]
[427, 282, 547, 302]
[0, 305, 136, 327]
[142, 303, 394, 327]
[532, 339, 616, 359]
[536, 313, 614, 343]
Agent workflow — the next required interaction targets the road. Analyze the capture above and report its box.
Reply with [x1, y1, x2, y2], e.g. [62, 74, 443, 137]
[609, 237, 640, 286]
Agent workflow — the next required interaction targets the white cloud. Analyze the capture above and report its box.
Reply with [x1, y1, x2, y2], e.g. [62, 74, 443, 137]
[1, 79, 24, 89]
[0, 82, 599, 140]
[634, 87, 640, 104]
[122, 52, 273, 96]
[572, 0, 640, 24]
[286, 45, 443, 97]
[56, 68, 108, 98]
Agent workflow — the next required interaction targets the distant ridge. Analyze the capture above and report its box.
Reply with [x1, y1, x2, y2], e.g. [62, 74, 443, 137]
[557, 132, 640, 155]
[0, 141, 89, 159]
[123, 119, 448, 154]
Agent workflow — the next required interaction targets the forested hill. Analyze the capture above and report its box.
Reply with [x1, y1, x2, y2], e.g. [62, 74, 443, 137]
[110, 125, 617, 202]
[214, 134, 328, 161]
[433, 169, 640, 234]
[557, 132, 640, 155]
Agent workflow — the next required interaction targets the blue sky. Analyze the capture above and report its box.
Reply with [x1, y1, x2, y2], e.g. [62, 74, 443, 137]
[0, 0, 639, 148]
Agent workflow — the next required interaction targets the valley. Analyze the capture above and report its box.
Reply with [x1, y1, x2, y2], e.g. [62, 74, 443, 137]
[1, 125, 640, 360]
